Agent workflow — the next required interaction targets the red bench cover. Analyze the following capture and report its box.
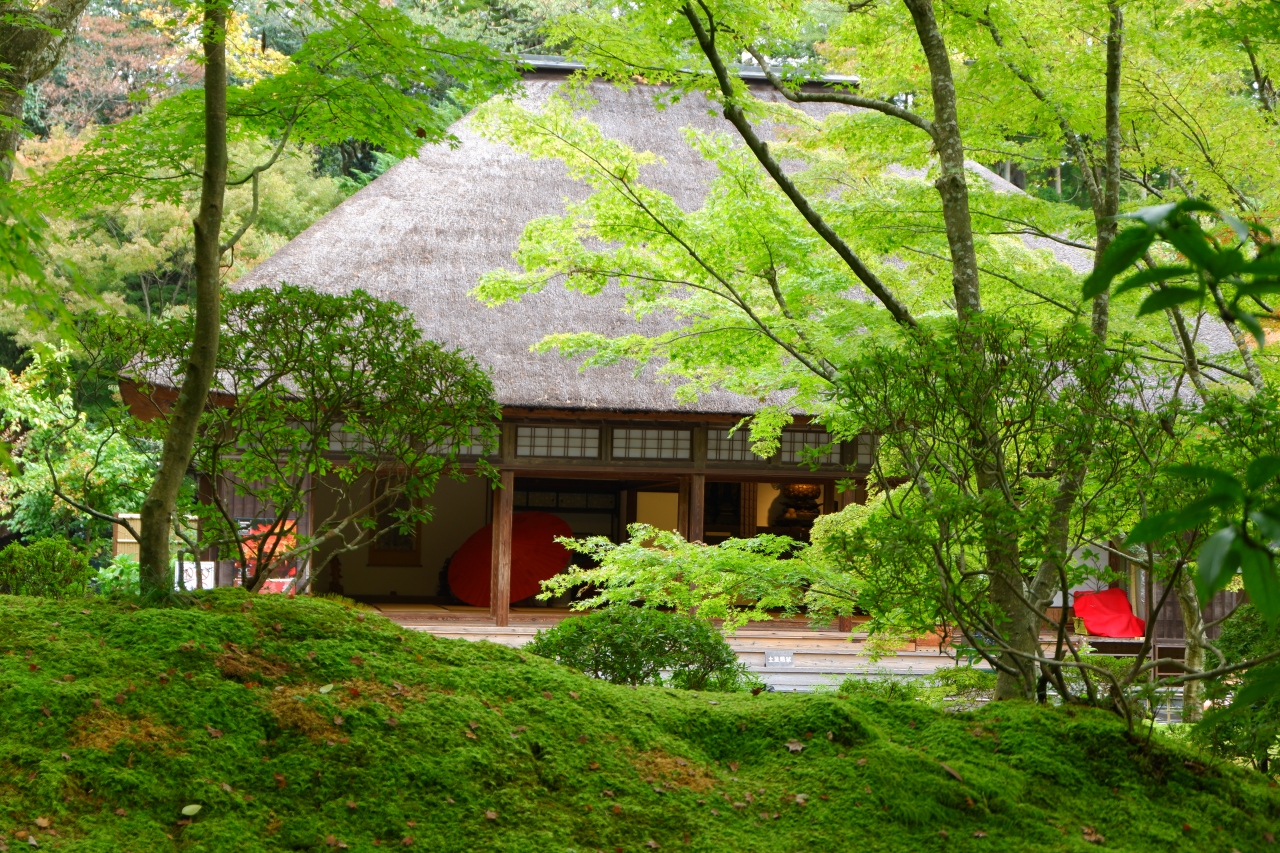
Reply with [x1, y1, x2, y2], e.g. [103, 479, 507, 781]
[1073, 588, 1145, 638]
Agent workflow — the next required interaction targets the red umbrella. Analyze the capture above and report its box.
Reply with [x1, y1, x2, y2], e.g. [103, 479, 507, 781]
[447, 511, 575, 607]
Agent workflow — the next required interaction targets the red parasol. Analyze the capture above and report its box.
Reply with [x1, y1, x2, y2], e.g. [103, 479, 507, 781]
[447, 511, 575, 607]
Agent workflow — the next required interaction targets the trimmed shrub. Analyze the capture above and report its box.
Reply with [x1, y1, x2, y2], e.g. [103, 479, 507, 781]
[0, 538, 93, 598]
[526, 607, 755, 692]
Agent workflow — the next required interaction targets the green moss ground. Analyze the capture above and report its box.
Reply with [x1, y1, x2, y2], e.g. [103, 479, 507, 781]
[1, 589, 1277, 852]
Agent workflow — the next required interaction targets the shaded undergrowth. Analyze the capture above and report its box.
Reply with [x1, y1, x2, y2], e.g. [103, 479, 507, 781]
[0, 589, 1277, 852]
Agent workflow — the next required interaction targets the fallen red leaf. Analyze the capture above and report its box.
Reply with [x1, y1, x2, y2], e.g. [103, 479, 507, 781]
[274, 773, 286, 789]
[542, 691, 553, 700]
[568, 691, 579, 699]
[973, 830, 988, 838]
[347, 801, 358, 809]
[207, 727, 223, 739]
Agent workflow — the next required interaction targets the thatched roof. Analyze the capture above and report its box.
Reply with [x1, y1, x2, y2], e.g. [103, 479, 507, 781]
[237, 60, 1238, 413]
[234, 62, 864, 414]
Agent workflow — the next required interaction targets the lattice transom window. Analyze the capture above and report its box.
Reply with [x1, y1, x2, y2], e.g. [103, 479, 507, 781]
[515, 426, 600, 458]
[612, 428, 691, 460]
[707, 428, 765, 462]
[855, 434, 875, 466]
[779, 431, 839, 465]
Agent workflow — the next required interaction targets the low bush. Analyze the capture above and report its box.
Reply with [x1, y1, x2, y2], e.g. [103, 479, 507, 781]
[0, 538, 92, 598]
[526, 607, 757, 692]
[93, 553, 141, 596]
[1193, 604, 1280, 774]
[840, 665, 997, 706]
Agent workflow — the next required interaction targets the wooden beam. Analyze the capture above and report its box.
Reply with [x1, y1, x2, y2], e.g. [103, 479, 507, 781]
[740, 482, 758, 537]
[688, 473, 705, 543]
[490, 468, 515, 627]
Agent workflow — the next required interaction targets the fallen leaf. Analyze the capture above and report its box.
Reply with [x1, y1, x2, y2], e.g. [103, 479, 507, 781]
[1183, 824, 1192, 832]
[465, 731, 477, 740]
[611, 805, 622, 815]
[484, 811, 498, 820]
[938, 830, 949, 839]
[1082, 826, 1105, 844]
[307, 651, 317, 659]
[325, 836, 338, 848]
[602, 790, 614, 797]
[207, 727, 223, 739]
[728, 761, 740, 771]
[940, 763, 964, 783]
[857, 758, 867, 766]
[468, 720, 480, 730]
[645, 841, 660, 849]
[973, 830, 987, 838]
[62, 674, 74, 682]
[33, 819, 49, 828]
[568, 691, 579, 699]
[589, 762, 600, 770]
[27, 664, 38, 672]
[710, 809, 719, 816]
[542, 691, 553, 700]
[180, 804, 202, 816]
[826, 731, 834, 741]
[114, 809, 127, 817]
[751, 687, 763, 696]
[401, 837, 413, 846]
[385, 717, 398, 728]
[272, 623, 282, 633]
[785, 740, 804, 754]
[319, 684, 334, 694]
[39, 707, 49, 718]
[794, 794, 808, 806]
[350, 656, 364, 667]
[221, 783, 232, 792]
[60, 753, 69, 761]
[274, 773, 286, 789]
[27, 837, 38, 848]
[114, 693, 125, 705]
[346, 801, 358, 809]
[334, 716, 345, 726]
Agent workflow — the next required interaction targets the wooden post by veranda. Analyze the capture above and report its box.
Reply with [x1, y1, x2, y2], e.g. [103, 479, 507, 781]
[677, 476, 690, 539]
[688, 473, 705, 543]
[490, 469, 514, 627]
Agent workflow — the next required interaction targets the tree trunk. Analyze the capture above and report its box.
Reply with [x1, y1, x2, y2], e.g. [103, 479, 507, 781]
[1175, 570, 1208, 723]
[137, 0, 227, 597]
[903, 0, 1041, 699]
[0, 0, 91, 180]
[1090, 0, 1124, 340]
[902, 0, 981, 321]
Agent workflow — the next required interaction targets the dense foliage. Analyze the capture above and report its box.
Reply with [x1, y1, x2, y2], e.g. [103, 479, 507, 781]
[67, 284, 500, 591]
[0, 538, 92, 597]
[2, 590, 1279, 851]
[526, 608, 755, 692]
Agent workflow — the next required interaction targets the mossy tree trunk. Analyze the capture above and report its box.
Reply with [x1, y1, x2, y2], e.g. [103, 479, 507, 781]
[137, 0, 227, 597]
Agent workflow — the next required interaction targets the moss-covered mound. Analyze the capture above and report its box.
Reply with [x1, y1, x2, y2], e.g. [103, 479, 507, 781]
[1, 590, 1277, 852]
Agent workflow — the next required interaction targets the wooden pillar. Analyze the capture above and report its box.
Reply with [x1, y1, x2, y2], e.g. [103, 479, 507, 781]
[740, 482, 758, 538]
[677, 477, 690, 539]
[822, 482, 835, 516]
[490, 468, 514, 626]
[689, 473, 705, 543]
